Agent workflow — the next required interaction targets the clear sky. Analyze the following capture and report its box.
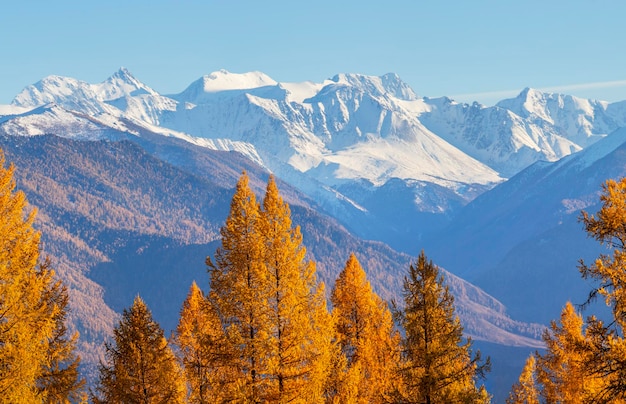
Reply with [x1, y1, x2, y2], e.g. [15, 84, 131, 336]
[2, 0, 625, 106]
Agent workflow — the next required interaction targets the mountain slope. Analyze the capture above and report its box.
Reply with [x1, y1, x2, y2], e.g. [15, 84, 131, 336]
[425, 127, 626, 324]
[0, 134, 544, 383]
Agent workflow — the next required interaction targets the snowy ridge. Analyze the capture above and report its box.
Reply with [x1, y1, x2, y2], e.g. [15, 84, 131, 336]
[12, 68, 159, 109]
[544, 126, 626, 178]
[94, 67, 159, 100]
[329, 72, 419, 101]
[4, 68, 626, 222]
[0, 104, 127, 140]
[173, 70, 278, 105]
[496, 88, 618, 147]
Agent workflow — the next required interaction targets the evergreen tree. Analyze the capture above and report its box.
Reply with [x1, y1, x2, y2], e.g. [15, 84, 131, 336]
[393, 251, 491, 404]
[93, 296, 186, 404]
[330, 253, 400, 403]
[258, 175, 334, 403]
[206, 171, 271, 401]
[506, 355, 539, 404]
[175, 281, 233, 403]
[0, 150, 83, 403]
[579, 177, 626, 401]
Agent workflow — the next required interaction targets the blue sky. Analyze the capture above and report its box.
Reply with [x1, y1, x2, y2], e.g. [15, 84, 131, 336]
[2, 1, 625, 106]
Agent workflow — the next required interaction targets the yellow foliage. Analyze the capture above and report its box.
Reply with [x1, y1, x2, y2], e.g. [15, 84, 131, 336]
[258, 175, 334, 403]
[176, 282, 236, 403]
[206, 173, 333, 403]
[331, 253, 400, 403]
[507, 356, 539, 404]
[536, 302, 604, 403]
[0, 150, 83, 403]
[579, 177, 626, 401]
[94, 296, 186, 404]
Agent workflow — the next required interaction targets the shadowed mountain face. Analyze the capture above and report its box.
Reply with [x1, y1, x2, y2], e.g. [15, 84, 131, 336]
[0, 134, 543, 391]
[425, 128, 626, 324]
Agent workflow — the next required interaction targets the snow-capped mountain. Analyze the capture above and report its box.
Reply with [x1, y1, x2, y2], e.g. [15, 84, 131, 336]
[4, 68, 626, 249]
[12, 67, 158, 108]
[8, 69, 504, 190]
[415, 89, 626, 177]
[497, 87, 616, 147]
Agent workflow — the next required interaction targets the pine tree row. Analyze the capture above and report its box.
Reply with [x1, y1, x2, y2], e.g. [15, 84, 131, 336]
[91, 173, 490, 403]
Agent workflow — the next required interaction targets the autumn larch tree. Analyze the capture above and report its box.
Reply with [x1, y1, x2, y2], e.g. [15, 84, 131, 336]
[175, 281, 234, 403]
[93, 296, 186, 404]
[330, 253, 400, 403]
[535, 302, 604, 403]
[392, 251, 491, 404]
[206, 171, 271, 401]
[578, 177, 626, 401]
[506, 355, 539, 404]
[207, 173, 334, 403]
[37, 271, 86, 404]
[0, 150, 84, 403]
[258, 175, 334, 403]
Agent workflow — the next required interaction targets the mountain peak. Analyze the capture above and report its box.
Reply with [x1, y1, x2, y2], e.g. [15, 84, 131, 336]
[380, 72, 419, 100]
[173, 70, 279, 105]
[111, 66, 135, 82]
[200, 70, 277, 93]
[495, 87, 551, 120]
[97, 67, 156, 100]
[11, 75, 92, 107]
[330, 72, 417, 101]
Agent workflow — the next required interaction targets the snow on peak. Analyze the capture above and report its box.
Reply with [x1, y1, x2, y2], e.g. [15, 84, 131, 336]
[95, 67, 158, 101]
[199, 70, 277, 93]
[495, 87, 550, 120]
[280, 80, 334, 104]
[380, 72, 419, 101]
[330, 73, 418, 101]
[494, 87, 616, 148]
[11, 68, 158, 110]
[174, 70, 279, 104]
[11, 75, 95, 107]
[497, 87, 598, 123]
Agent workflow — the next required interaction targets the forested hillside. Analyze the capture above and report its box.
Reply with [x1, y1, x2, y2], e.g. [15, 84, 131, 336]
[0, 135, 543, 395]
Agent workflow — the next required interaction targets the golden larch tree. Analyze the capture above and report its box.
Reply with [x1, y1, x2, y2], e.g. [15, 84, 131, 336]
[578, 177, 626, 401]
[0, 150, 83, 403]
[258, 175, 334, 403]
[392, 251, 491, 404]
[93, 296, 186, 404]
[506, 355, 539, 404]
[175, 281, 234, 403]
[206, 171, 272, 401]
[37, 272, 86, 404]
[330, 253, 400, 403]
[535, 302, 603, 403]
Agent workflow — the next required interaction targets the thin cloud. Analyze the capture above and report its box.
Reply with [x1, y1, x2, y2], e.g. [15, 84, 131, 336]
[539, 80, 626, 93]
[451, 80, 626, 105]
